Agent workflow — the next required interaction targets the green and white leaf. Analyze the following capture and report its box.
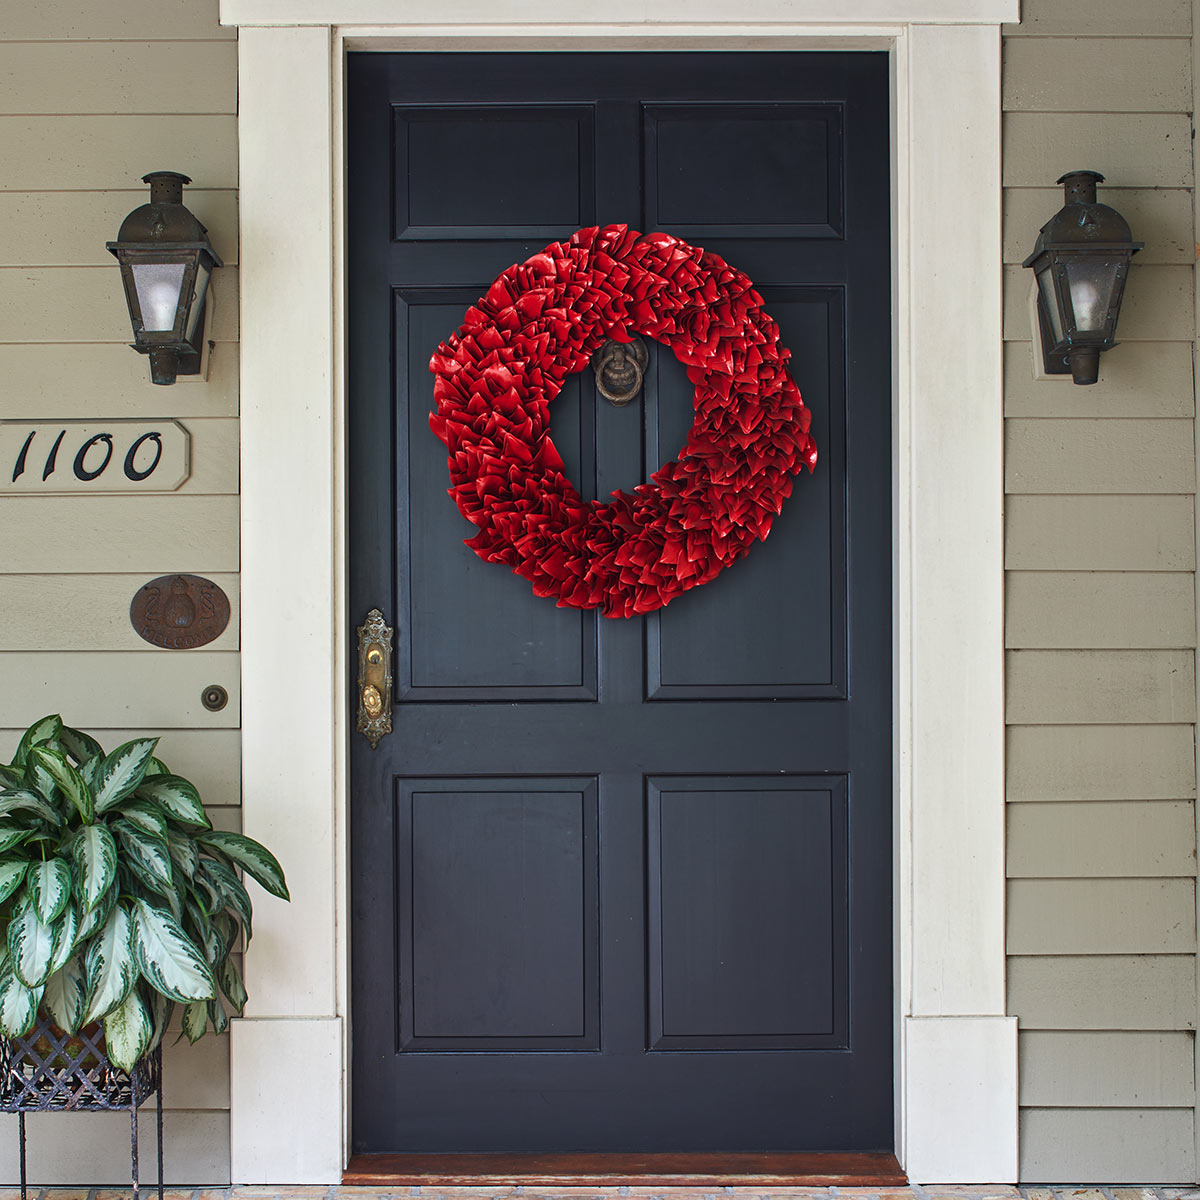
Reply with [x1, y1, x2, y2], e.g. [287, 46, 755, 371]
[79, 756, 102, 792]
[117, 797, 169, 841]
[197, 831, 289, 900]
[145, 757, 171, 778]
[13, 715, 62, 769]
[93, 737, 158, 814]
[42, 954, 87, 1035]
[145, 985, 174, 1052]
[24, 757, 60, 806]
[73, 824, 117, 912]
[219, 956, 248, 1014]
[184, 898, 220, 964]
[103, 986, 152, 1072]
[58, 725, 104, 766]
[8, 903, 58, 987]
[27, 857, 73, 924]
[167, 830, 199, 881]
[0, 969, 38, 1038]
[0, 787, 63, 825]
[77, 884, 116, 941]
[0, 826, 32, 855]
[0, 765, 23, 790]
[207, 996, 229, 1035]
[181, 998, 207, 1044]
[0, 860, 27, 907]
[29, 746, 93, 823]
[199, 856, 253, 940]
[48, 901, 78, 975]
[130, 900, 215, 1003]
[134, 775, 210, 829]
[112, 821, 174, 900]
[84, 904, 137, 1024]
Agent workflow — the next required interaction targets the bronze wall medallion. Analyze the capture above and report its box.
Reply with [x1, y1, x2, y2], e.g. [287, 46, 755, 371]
[130, 575, 231, 649]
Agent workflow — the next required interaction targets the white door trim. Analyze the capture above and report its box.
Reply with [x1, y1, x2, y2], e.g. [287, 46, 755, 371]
[227, 13, 1016, 1185]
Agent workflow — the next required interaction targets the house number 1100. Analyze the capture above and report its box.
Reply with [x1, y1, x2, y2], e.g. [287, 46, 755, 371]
[0, 420, 191, 494]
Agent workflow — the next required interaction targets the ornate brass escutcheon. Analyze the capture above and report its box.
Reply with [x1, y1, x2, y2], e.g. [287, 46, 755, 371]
[591, 337, 649, 406]
[356, 608, 393, 749]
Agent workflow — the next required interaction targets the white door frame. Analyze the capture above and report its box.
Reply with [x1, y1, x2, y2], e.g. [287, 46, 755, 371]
[222, 2, 1017, 1185]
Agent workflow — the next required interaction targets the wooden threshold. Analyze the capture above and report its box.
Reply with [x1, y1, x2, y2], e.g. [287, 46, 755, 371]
[344, 1152, 907, 1187]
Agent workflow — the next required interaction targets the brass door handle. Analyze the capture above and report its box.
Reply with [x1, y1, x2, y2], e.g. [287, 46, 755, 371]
[356, 608, 393, 749]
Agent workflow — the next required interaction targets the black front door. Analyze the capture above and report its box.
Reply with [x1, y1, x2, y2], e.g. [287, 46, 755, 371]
[348, 51, 892, 1154]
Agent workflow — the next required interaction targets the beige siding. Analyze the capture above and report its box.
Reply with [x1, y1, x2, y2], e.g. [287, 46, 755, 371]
[0, 0, 238, 1182]
[1002, 11, 1198, 1183]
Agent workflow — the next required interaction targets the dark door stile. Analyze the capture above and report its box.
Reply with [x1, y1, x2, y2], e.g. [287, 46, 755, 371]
[347, 52, 893, 1162]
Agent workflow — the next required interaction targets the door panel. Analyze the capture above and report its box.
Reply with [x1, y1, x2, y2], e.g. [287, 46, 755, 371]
[349, 51, 892, 1154]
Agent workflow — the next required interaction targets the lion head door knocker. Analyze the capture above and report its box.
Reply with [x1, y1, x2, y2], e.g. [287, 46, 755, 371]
[592, 337, 649, 407]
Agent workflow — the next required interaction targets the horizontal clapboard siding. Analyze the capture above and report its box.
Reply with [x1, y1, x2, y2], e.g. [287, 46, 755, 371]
[1019, 1031, 1196, 1107]
[1003, 0, 1190, 37]
[0, 0, 240, 1182]
[1008, 802, 1197, 878]
[0, 573, 239, 651]
[1019, 1108, 1195, 1183]
[1002, 17, 1197, 1184]
[1005, 495, 1196, 570]
[0, 343, 239, 418]
[0, 190, 238, 268]
[1007, 724, 1197, 801]
[1007, 572, 1195, 648]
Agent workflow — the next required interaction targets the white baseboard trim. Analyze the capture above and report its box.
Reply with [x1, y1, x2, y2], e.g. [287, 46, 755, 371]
[904, 1015, 1018, 1184]
[230, 1016, 344, 1183]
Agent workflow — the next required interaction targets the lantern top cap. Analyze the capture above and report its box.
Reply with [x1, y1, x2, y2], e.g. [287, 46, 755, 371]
[108, 171, 223, 266]
[1056, 169, 1105, 206]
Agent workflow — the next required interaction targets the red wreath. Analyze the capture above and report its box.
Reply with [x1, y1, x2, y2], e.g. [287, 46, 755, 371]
[428, 224, 817, 619]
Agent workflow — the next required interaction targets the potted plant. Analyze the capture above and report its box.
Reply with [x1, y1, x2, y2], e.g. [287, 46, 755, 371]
[0, 714, 289, 1071]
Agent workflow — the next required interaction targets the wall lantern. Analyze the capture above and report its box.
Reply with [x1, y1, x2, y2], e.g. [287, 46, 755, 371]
[1022, 170, 1141, 385]
[107, 172, 223, 386]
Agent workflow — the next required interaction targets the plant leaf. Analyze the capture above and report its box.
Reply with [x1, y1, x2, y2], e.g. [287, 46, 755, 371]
[30, 746, 93, 823]
[130, 899, 215, 1003]
[167, 830, 199, 881]
[135, 775, 210, 829]
[8, 903, 58, 987]
[93, 738, 159, 814]
[0, 765, 23, 790]
[13, 715, 62, 769]
[199, 857, 253, 941]
[144, 984, 174, 1052]
[84, 904, 137, 1024]
[0, 860, 27, 907]
[73, 824, 117, 912]
[145, 757, 171, 778]
[112, 821, 175, 900]
[181, 998, 207, 1044]
[0, 968, 38, 1037]
[48, 901, 78, 976]
[117, 797, 169, 841]
[24, 757, 61, 806]
[197, 831, 289, 900]
[27, 858, 73, 924]
[207, 996, 229, 1035]
[218, 955, 247, 1015]
[77, 884, 116, 941]
[42, 954, 87, 1035]
[58, 725, 104, 766]
[0, 826, 32, 855]
[103, 986, 152, 1071]
[0, 787, 63, 825]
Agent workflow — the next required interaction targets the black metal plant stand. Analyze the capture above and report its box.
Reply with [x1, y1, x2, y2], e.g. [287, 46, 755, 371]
[0, 1016, 163, 1200]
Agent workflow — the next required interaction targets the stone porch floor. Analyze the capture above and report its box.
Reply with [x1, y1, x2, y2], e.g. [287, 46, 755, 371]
[7, 1187, 1199, 1200]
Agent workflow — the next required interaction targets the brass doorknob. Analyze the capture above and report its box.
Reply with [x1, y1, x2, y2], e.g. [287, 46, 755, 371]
[356, 609, 393, 748]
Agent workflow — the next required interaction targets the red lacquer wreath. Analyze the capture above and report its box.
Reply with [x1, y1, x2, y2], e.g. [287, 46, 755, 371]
[428, 224, 817, 619]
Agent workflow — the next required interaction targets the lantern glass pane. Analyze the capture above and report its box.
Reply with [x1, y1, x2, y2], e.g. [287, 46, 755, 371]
[132, 262, 186, 332]
[1064, 257, 1119, 332]
[1036, 267, 1063, 344]
[185, 262, 212, 342]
